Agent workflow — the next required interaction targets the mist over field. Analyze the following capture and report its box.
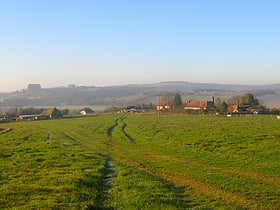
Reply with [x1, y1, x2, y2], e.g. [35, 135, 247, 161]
[1, 81, 280, 110]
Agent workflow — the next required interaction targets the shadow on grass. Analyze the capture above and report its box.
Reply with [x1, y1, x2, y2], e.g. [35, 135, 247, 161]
[75, 154, 116, 210]
[114, 162, 196, 209]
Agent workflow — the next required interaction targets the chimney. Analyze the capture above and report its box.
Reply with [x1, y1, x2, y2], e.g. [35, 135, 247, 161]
[212, 96, 215, 103]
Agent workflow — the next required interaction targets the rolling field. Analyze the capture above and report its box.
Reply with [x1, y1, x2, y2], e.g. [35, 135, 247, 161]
[0, 114, 279, 209]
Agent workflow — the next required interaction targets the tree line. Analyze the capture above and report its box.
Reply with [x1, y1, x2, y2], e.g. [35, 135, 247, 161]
[160, 92, 279, 114]
[215, 93, 262, 113]
[1, 92, 279, 116]
[3, 107, 69, 117]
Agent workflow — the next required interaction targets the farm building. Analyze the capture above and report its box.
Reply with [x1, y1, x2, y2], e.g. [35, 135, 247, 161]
[184, 97, 215, 110]
[119, 105, 154, 113]
[227, 104, 262, 114]
[227, 104, 250, 113]
[41, 107, 63, 119]
[156, 105, 171, 111]
[17, 114, 44, 121]
[80, 107, 95, 115]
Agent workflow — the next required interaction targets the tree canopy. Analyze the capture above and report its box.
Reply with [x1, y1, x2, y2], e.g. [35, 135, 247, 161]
[240, 93, 259, 106]
[173, 93, 183, 108]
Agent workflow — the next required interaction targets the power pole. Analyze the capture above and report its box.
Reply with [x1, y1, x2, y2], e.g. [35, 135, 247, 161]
[112, 98, 115, 113]
[156, 94, 161, 118]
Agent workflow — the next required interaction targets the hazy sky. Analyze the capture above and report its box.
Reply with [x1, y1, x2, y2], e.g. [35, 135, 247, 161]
[1, 0, 280, 92]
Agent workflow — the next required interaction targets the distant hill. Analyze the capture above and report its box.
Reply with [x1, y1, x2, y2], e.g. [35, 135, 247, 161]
[1, 81, 280, 108]
[140, 81, 280, 91]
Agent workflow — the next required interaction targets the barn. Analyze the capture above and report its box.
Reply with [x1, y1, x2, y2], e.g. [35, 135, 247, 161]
[80, 107, 95, 115]
[184, 97, 215, 110]
[41, 107, 63, 119]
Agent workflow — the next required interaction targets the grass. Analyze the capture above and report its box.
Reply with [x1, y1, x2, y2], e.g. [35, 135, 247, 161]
[0, 117, 111, 209]
[0, 114, 279, 209]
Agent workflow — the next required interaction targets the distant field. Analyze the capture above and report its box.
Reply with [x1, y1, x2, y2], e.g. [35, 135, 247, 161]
[0, 114, 279, 209]
[0, 105, 107, 113]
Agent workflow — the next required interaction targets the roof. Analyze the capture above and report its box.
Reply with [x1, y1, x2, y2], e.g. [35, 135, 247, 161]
[41, 107, 62, 117]
[42, 108, 56, 116]
[228, 105, 250, 113]
[185, 100, 214, 110]
[228, 105, 238, 113]
[80, 107, 95, 113]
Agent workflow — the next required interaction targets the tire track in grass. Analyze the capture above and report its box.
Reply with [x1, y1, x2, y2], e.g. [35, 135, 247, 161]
[106, 118, 278, 209]
[120, 118, 135, 143]
[93, 152, 117, 210]
[60, 132, 116, 209]
[60, 131, 84, 147]
[113, 157, 194, 209]
[145, 152, 280, 189]
[163, 170, 261, 209]
[0, 128, 13, 134]
[111, 139, 280, 209]
[98, 153, 117, 190]
[108, 117, 135, 143]
[162, 168, 279, 210]
[59, 129, 111, 170]
[107, 117, 125, 139]
[15, 133, 32, 146]
[113, 155, 270, 209]
[59, 127, 118, 207]
[108, 137, 263, 208]
[144, 153, 280, 209]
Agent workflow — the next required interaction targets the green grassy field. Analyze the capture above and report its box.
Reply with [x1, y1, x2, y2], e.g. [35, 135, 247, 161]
[0, 114, 279, 209]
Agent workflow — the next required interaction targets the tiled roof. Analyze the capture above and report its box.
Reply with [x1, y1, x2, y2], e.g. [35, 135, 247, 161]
[185, 100, 214, 109]
[185, 100, 207, 109]
[228, 104, 250, 113]
[228, 105, 238, 113]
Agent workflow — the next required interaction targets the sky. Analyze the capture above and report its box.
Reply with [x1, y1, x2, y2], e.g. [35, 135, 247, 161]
[1, 0, 280, 92]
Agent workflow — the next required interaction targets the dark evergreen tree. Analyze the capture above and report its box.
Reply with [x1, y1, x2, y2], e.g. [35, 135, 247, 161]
[173, 93, 183, 109]
[220, 101, 228, 112]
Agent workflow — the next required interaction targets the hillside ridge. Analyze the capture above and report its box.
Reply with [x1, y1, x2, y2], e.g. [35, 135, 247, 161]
[1, 81, 280, 108]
